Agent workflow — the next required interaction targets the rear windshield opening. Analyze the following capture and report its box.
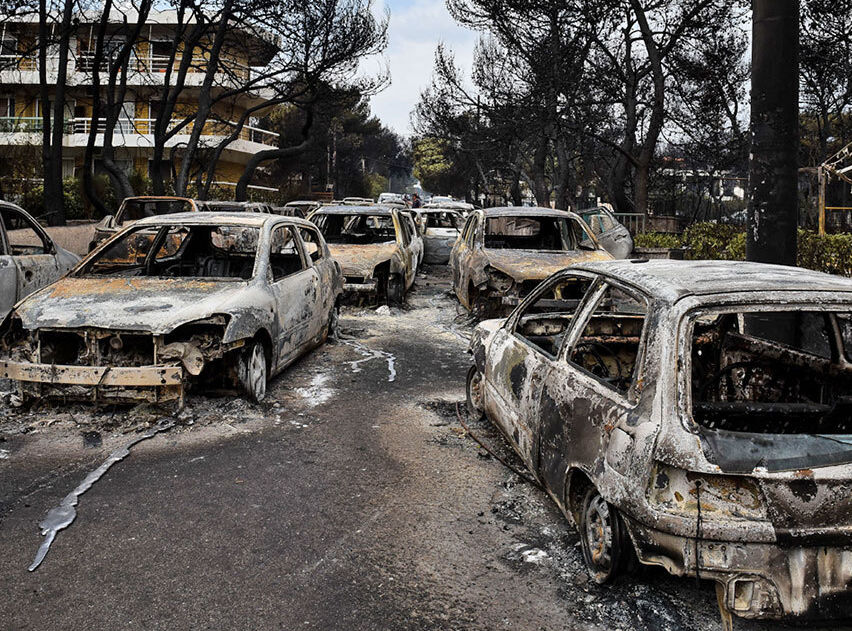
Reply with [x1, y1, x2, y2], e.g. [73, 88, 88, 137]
[119, 199, 194, 223]
[312, 214, 396, 245]
[81, 225, 259, 279]
[484, 216, 584, 251]
[691, 310, 852, 435]
[424, 212, 462, 230]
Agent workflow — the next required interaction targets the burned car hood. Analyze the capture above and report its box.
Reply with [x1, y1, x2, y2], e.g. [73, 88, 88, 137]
[14, 277, 251, 334]
[328, 243, 397, 277]
[485, 248, 613, 281]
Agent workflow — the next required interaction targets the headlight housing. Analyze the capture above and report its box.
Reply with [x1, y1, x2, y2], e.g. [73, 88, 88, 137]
[486, 267, 514, 293]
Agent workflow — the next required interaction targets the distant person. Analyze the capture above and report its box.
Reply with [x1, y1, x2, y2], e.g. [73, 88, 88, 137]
[412, 193, 422, 209]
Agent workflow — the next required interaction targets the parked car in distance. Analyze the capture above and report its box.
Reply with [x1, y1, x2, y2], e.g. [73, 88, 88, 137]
[412, 208, 464, 264]
[450, 207, 611, 317]
[196, 200, 273, 214]
[342, 197, 374, 206]
[378, 192, 405, 205]
[430, 195, 454, 205]
[0, 212, 342, 406]
[467, 259, 852, 622]
[90, 196, 198, 250]
[422, 200, 474, 217]
[309, 205, 420, 305]
[578, 206, 634, 259]
[274, 200, 322, 218]
[0, 201, 79, 320]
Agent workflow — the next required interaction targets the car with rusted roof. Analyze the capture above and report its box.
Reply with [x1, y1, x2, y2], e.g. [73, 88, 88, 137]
[450, 207, 612, 317]
[1, 212, 342, 406]
[0, 201, 79, 320]
[90, 196, 199, 250]
[309, 205, 422, 305]
[196, 200, 274, 214]
[466, 259, 852, 622]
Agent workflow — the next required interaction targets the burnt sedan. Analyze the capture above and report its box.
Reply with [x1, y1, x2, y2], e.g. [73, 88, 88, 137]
[309, 205, 420, 305]
[90, 196, 199, 250]
[0, 213, 342, 405]
[450, 207, 611, 317]
[467, 259, 852, 622]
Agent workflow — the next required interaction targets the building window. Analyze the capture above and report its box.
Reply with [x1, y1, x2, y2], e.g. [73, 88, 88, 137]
[0, 95, 14, 117]
[0, 36, 16, 57]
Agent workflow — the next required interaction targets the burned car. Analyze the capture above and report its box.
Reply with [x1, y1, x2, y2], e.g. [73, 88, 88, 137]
[0, 201, 79, 320]
[309, 205, 421, 305]
[578, 206, 634, 259]
[196, 200, 273, 214]
[273, 200, 321, 218]
[412, 208, 464, 264]
[90, 196, 199, 250]
[467, 259, 852, 621]
[1, 212, 342, 405]
[450, 207, 611, 317]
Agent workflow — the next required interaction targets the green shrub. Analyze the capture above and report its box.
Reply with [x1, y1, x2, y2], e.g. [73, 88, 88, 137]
[682, 223, 745, 260]
[797, 230, 852, 277]
[20, 177, 85, 221]
[633, 232, 683, 249]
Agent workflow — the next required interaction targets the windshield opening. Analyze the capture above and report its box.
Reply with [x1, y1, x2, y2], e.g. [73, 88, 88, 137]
[691, 309, 852, 435]
[424, 211, 463, 230]
[484, 216, 583, 251]
[312, 213, 397, 245]
[79, 224, 259, 279]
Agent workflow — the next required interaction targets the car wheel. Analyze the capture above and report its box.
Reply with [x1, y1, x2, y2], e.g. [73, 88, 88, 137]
[579, 488, 630, 584]
[387, 273, 404, 306]
[239, 341, 268, 403]
[466, 365, 485, 419]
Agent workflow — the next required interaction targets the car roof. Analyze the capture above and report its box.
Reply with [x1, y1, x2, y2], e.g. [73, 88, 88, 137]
[130, 211, 315, 228]
[571, 259, 852, 304]
[312, 205, 394, 216]
[478, 206, 576, 218]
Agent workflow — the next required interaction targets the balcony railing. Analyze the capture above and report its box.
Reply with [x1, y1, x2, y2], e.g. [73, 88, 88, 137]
[0, 116, 278, 146]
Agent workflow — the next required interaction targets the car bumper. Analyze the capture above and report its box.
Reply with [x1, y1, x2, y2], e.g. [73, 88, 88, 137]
[1, 359, 184, 402]
[628, 518, 852, 620]
[343, 278, 379, 295]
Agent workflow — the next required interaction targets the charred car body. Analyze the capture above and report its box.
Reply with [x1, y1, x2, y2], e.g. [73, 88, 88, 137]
[578, 206, 634, 259]
[467, 259, 852, 621]
[413, 208, 464, 264]
[91, 196, 199, 251]
[0, 201, 79, 320]
[309, 205, 422, 305]
[450, 207, 611, 317]
[1, 212, 342, 405]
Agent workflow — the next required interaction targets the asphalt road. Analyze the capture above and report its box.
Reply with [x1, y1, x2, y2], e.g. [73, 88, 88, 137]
[0, 268, 841, 631]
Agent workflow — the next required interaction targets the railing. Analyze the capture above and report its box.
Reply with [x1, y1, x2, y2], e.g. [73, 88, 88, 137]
[0, 53, 37, 71]
[0, 116, 76, 133]
[613, 212, 647, 235]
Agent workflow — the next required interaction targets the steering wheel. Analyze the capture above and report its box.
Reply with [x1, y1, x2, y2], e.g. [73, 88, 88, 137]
[573, 341, 623, 384]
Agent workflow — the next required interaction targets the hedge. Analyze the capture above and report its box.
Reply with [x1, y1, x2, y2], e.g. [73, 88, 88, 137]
[635, 222, 852, 277]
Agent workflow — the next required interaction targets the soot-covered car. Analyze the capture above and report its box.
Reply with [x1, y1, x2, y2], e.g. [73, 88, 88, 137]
[90, 196, 199, 250]
[413, 208, 464, 264]
[0, 201, 79, 320]
[578, 206, 634, 259]
[0, 212, 342, 406]
[309, 205, 421, 305]
[466, 259, 852, 622]
[450, 207, 611, 317]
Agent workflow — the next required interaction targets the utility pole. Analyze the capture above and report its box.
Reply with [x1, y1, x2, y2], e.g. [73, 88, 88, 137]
[746, 0, 799, 265]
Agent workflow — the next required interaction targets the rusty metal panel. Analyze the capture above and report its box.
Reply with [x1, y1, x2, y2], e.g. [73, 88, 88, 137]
[0, 360, 183, 386]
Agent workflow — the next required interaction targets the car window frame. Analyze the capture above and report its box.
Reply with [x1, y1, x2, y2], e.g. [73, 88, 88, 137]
[506, 270, 601, 360]
[295, 224, 325, 265]
[0, 203, 53, 255]
[268, 223, 309, 283]
[465, 214, 481, 247]
[393, 211, 411, 247]
[561, 277, 652, 401]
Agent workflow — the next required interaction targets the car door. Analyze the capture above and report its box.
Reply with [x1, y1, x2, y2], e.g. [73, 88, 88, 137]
[391, 211, 416, 288]
[266, 224, 321, 370]
[482, 273, 597, 470]
[295, 224, 338, 339]
[401, 212, 423, 270]
[450, 213, 480, 304]
[0, 205, 62, 303]
[535, 280, 650, 500]
[0, 215, 16, 318]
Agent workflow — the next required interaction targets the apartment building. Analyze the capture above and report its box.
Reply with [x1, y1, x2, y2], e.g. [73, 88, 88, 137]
[0, 9, 278, 191]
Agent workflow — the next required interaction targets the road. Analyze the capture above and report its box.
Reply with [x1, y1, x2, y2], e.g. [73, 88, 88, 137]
[0, 268, 836, 631]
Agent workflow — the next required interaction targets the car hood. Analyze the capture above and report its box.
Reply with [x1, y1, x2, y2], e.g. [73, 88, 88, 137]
[328, 243, 397, 277]
[484, 248, 613, 281]
[14, 277, 251, 334]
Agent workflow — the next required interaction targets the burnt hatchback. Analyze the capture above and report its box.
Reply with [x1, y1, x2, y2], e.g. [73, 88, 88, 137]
[450, 207, 611, 317]
[467, 259, 852, 622]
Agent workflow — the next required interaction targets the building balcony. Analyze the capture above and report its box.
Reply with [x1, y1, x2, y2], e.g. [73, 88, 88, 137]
[0, 116, 279, 157]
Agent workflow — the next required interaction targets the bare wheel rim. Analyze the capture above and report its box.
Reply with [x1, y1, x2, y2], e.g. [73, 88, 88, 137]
[248, 343, 267, 402]
[467, 367, 485, 414]
[584, 494, 614, 574]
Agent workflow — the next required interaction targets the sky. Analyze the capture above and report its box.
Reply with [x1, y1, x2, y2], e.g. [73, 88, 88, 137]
[367, 0, 477, 137]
